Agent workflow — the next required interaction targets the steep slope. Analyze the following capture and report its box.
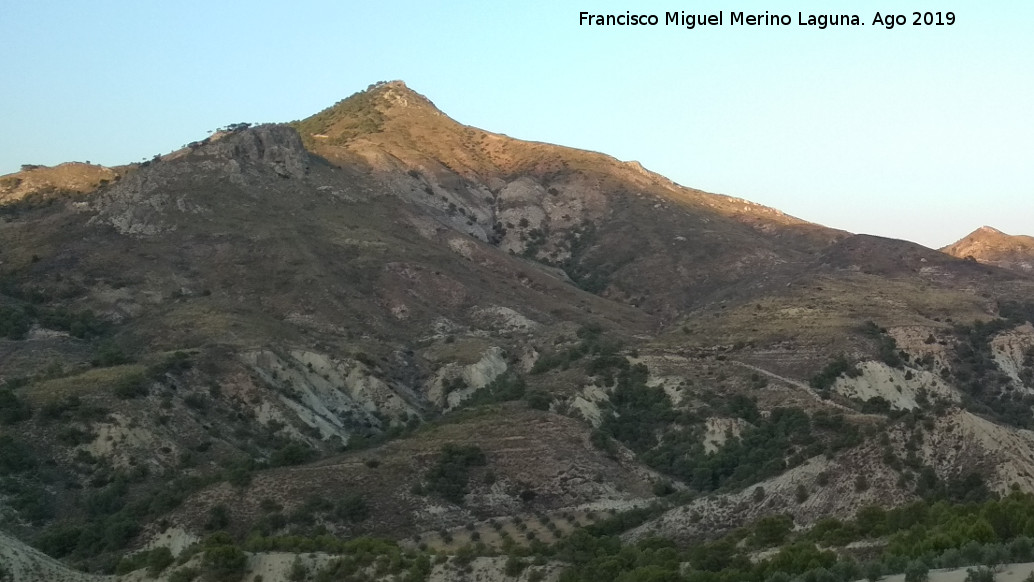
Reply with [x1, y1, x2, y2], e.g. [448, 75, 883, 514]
[294, 81, 847, 321]
[942, 225, 1034, 274]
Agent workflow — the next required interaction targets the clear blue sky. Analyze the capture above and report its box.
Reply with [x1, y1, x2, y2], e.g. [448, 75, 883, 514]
[2, 0, 1031, 248]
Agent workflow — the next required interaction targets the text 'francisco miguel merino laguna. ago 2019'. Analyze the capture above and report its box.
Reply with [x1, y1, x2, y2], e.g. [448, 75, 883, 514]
[578, 11, 957, 30]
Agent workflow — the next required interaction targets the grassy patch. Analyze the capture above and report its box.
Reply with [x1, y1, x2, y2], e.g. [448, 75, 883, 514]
[23, 364, 148, 404]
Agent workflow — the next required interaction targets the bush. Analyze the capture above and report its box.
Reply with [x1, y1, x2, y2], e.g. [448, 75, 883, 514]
[753, 515, 793, 548]
[0, 435, 38, 473]
[270, 441, 316, 467]
[864, 561, 884, 582]
[525, 390, 552, 410]
[335, 494, 369, 522]
[904, 560, 929, 582]
[169, 567, 201, 582]
[810, 355, 862, 391]
[148, 547, 175, 576]
[201, 540, 246, 582]
[92, 341, 129, 367]
[964, 567, 995, 582]
[113, 373, 148, 399]
[0, 389, 32, 424]
[423, 444, 487, 504]
[205, 505, 231, 530]
[288, 556, 306, 581]
[0, 306, 32, 339]
[504, 555, 527, 576]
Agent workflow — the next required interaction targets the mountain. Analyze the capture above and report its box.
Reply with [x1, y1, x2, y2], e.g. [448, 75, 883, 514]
[942, 225, 1034, 274]
[3, 81, 1034, 582]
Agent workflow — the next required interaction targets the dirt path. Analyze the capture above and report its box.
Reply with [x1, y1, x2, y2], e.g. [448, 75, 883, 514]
[730, 360, 856, 413]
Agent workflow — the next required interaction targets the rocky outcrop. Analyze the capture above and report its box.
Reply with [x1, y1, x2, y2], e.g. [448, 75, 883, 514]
[242, 349, 426, 444]
[88, 124, 309, 236]
[832, 361, 959, 410]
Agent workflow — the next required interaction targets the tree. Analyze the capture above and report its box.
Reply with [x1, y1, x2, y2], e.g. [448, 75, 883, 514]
[423, 444, 487, 504]
[288, 557, 306, 581]
[201, 533, 247, 582]
[147, 547, 174, 576]
[904, 560, 929, 582]
[753, 515, 793, 548]
[965, 567, 995, 582]
[864, 561, 883, 582]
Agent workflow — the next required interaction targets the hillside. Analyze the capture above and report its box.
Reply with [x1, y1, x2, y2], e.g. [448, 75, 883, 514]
[2, 81, 1034, 582]
[942, 226, 1034, 274]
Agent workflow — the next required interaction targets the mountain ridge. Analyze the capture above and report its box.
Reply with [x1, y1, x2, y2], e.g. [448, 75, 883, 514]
[3, 81, 1034, 582]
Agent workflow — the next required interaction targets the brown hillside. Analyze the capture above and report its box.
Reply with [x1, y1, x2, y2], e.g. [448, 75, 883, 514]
[942, 225, 1034, 274]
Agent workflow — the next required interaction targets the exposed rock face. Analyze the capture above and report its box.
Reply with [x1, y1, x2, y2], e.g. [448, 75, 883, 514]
[428, 347, 508, 410]
[832, 361, 959, 410]
[201, 124, 310, 181]
[242, 349, 426, 443]
[990, 322, 1034, 389]
[88, 124, 309, 236]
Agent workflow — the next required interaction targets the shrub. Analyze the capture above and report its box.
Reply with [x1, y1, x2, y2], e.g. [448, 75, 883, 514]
[169, 567, 201, 582]
[753, 515, 793, 548]
[904, 560, 929, 582]
[92, 341, 129, 367]
[0, 389, 31, 424]
[810, 355, 862, 391]
[201, 540, 246, 582]
[505, 555, 527, 576]
[113, 374, 148, 399]
[335, 494, 369, 522]
[270, 441, 316, 467]
[147, 547, 175, 576]
[864, 561, 883, 582]
[0, 435, 38, 473]
[525, 390, 552, 410]
[288, 557, 306, 581]
[205, 505, 231, 531]
[964, 567, 995, 582]
[0, 306, 32, 339]
[423, 444, 487, 504]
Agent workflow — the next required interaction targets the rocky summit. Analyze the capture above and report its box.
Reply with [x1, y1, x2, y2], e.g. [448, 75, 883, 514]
[2, 81, 1034, 582]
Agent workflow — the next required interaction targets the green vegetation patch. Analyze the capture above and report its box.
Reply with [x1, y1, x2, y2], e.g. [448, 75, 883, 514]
[949, 302, 1034, 428]
[421, 443, 487, 504]
[24, 364, 148, 403]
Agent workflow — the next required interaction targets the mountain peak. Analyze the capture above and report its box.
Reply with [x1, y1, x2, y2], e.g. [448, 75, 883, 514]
[291, 80, 443, 145]
[942, 225, 1034, 274]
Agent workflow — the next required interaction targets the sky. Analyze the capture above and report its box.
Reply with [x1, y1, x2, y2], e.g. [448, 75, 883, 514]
[1, 0, 1031, 249]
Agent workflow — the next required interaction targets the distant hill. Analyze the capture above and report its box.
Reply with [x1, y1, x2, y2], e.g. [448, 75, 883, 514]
[942, 225, 1034, 274]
